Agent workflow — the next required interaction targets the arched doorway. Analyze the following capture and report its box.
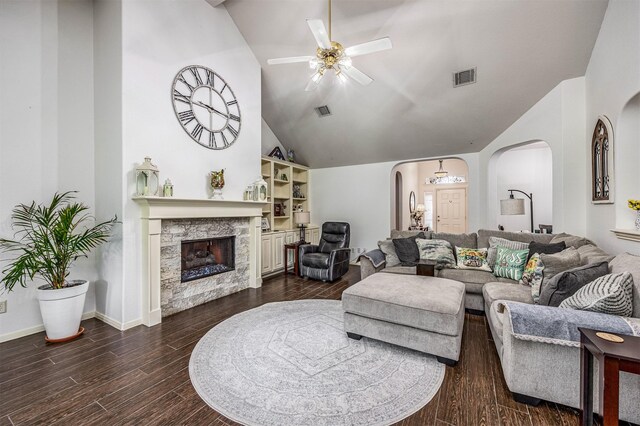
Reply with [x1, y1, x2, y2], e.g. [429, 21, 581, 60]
[490, 141, 553, 232]
[391, 159, 469, 233]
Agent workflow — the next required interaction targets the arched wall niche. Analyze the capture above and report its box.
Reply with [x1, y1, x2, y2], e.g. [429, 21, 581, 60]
[390, 158, 470, 232]
[487, 140, 553, 233]
[614, 91, 640, 229]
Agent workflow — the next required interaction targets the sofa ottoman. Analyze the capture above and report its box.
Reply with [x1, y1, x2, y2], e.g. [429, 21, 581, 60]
[341, 272, 465, 365]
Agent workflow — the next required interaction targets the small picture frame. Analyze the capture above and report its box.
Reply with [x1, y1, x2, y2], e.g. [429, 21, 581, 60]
[268, 147, 286, 161]
[274, 202, 285, 216]
[261, 217, 271, 231]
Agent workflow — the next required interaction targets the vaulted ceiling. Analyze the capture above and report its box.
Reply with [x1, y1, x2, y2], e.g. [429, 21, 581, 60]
[225, 0, 608, 168]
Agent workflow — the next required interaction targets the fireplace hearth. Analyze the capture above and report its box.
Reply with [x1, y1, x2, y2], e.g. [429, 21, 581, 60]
[181, 236, 235, 282]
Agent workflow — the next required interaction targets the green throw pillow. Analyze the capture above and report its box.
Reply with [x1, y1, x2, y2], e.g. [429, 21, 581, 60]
[493, 246, 529, 280]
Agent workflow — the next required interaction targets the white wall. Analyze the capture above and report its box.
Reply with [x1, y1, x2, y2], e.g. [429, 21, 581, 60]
[584, 0, 640, 255]
[495, 142, 553, 232]
[479, 77, 587, 236]
[118, 0, 262, 325]
[310, 153, 479, 252]
[0, 0, 97, 340]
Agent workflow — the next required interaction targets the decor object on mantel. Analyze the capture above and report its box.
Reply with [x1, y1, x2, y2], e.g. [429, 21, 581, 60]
[268, 146, 286, 160]
[135, 157, 160, 196]
[629, 199, 640, 231]
[163, 179, 173, 197]
[501, 189, 534, 233]
[189, 300, 444, 426]
[171, 65, 241, 150]
[591, 115, 615, 204]
[434, 159, 448, 178]
[254, 176, 268, 202]
[294, 211, 311, 242]
[0, 192, 117, 342]
[266, 0, 392, 91]
[210, 169, 225, 199]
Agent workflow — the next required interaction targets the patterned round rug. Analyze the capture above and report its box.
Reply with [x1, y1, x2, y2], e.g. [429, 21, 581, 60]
[189, 299, 445, 426]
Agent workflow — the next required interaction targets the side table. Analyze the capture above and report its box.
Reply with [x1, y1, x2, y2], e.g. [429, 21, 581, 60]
[416, 260, 437, 277]
[579, 327, 640, 426]
[284, 241, 305, 277]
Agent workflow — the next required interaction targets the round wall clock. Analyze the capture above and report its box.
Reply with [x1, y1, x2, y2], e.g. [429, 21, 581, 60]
[171, 65, 241, 150]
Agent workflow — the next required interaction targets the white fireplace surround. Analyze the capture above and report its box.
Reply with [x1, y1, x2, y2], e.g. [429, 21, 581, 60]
[133, 197, 265, 326]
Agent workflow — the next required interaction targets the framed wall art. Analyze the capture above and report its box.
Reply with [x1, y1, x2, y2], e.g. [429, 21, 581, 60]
[591, 115, 615, 204]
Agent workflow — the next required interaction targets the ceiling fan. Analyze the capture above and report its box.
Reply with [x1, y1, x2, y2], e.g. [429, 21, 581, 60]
[267, 0, 393, 91]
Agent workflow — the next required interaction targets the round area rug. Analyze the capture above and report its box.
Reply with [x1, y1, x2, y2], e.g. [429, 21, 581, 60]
[189, 299, 445, 426]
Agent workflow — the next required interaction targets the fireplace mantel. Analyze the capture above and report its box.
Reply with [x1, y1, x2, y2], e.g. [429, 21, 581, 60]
[133, 196, 266, 326]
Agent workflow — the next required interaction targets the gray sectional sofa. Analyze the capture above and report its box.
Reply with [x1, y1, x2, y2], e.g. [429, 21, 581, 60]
[359, 229, 640, 423]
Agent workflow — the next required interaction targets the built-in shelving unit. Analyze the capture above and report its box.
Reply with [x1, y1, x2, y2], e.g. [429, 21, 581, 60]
[260, 156, 310, 232]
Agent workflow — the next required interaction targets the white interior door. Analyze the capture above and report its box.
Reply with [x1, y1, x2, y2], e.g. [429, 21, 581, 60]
[436, 188, 467, 233]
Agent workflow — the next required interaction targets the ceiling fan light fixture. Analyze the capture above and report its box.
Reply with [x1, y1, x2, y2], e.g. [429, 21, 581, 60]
[434, 160, 448, 177]
[309, 58, 320, 69]
[311, 68, 325, 83]
[338, 56, 352, 69]
[336, 70, 347, 83]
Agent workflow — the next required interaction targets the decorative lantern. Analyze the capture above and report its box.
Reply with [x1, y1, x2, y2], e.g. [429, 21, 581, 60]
[135, 157, 160, 196]
[254, 176, 268, 202]
[163, 179, 173, 197]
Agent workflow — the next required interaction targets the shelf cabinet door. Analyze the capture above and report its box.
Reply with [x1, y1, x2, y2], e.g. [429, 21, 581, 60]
[261, 235, 272, 274]
[272, 232, 285, 270]
[311, 228, 320, 245]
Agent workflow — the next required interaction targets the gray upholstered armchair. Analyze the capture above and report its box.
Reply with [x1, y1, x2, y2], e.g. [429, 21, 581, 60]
[299, 222, 351, 282]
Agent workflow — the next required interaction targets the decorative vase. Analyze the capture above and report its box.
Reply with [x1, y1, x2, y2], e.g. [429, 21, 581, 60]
[635, 210, 640, 231]
[210, 169, 225, 199]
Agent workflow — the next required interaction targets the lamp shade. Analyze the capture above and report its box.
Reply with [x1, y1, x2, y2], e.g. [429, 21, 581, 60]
[500, 198, 525, 215]
[416, 203, 426, 212]
[294, 211, 311, 225]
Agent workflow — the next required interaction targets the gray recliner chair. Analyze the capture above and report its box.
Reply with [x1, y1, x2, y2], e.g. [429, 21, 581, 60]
[299, 222, 351, 282]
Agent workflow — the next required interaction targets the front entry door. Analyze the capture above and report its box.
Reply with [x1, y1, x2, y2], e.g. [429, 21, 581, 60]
[436, 188, 467, 233]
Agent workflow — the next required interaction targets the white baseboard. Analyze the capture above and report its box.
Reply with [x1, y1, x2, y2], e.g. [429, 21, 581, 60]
[93, 311, 143, 331]
[0, 311, 96, 343]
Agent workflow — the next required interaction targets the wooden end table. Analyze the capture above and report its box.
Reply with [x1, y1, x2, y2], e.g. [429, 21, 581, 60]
[416, 260, 437, 277]
[579, 327, 640, 426]
[284, 241, 305, 277]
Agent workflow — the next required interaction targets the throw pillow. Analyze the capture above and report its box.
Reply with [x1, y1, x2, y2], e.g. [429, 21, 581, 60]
[538, 261, 609, 307]
[391, 233, 425, 265]
[559, 272, 634, 317]
[549, 232, 595, 249]
[519, 253, 545, 302]
[377, 240, 401, 267]
[576, 244, 614, 265]
[416, 238, 456, 269]
[539, 248, 582, 288]
[493, 246, 529, 281]
[527, 241, 566, 262]
[455, 247, 491, 271]
[487, 237, 529, 269]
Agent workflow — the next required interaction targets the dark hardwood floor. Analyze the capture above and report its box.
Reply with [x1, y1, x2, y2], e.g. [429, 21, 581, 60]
[0, 266, 619, 425]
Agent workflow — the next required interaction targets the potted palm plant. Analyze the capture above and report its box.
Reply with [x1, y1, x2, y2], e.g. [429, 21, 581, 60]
[0, 192, 117, 342]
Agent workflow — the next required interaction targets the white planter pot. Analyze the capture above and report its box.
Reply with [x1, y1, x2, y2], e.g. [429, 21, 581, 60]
[36, 280, 89, 341]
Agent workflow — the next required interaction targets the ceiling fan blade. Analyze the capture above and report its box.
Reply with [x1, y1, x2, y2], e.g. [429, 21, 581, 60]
[267, 55, 315, 65]
[340, 65, 373, 86]
[304, 78, 320, 92]
[306, 19, 332, 49]
[344, 37, 393, 57]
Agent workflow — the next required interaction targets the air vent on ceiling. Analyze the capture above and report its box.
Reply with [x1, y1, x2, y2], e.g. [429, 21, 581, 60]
[453, 67, 477, 87]
[314, 105, 332, 117]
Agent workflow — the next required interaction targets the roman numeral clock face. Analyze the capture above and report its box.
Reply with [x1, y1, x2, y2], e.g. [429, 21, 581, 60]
[171, 65, 241, 150]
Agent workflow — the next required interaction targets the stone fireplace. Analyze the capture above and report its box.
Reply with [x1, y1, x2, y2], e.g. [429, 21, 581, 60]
[133, 197, 264, 326]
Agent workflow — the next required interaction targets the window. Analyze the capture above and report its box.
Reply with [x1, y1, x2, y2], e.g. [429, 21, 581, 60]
[591, 116, 615, 204]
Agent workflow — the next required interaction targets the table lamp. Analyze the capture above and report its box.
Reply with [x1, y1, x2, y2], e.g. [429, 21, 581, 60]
[294, 211, 311, 242]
